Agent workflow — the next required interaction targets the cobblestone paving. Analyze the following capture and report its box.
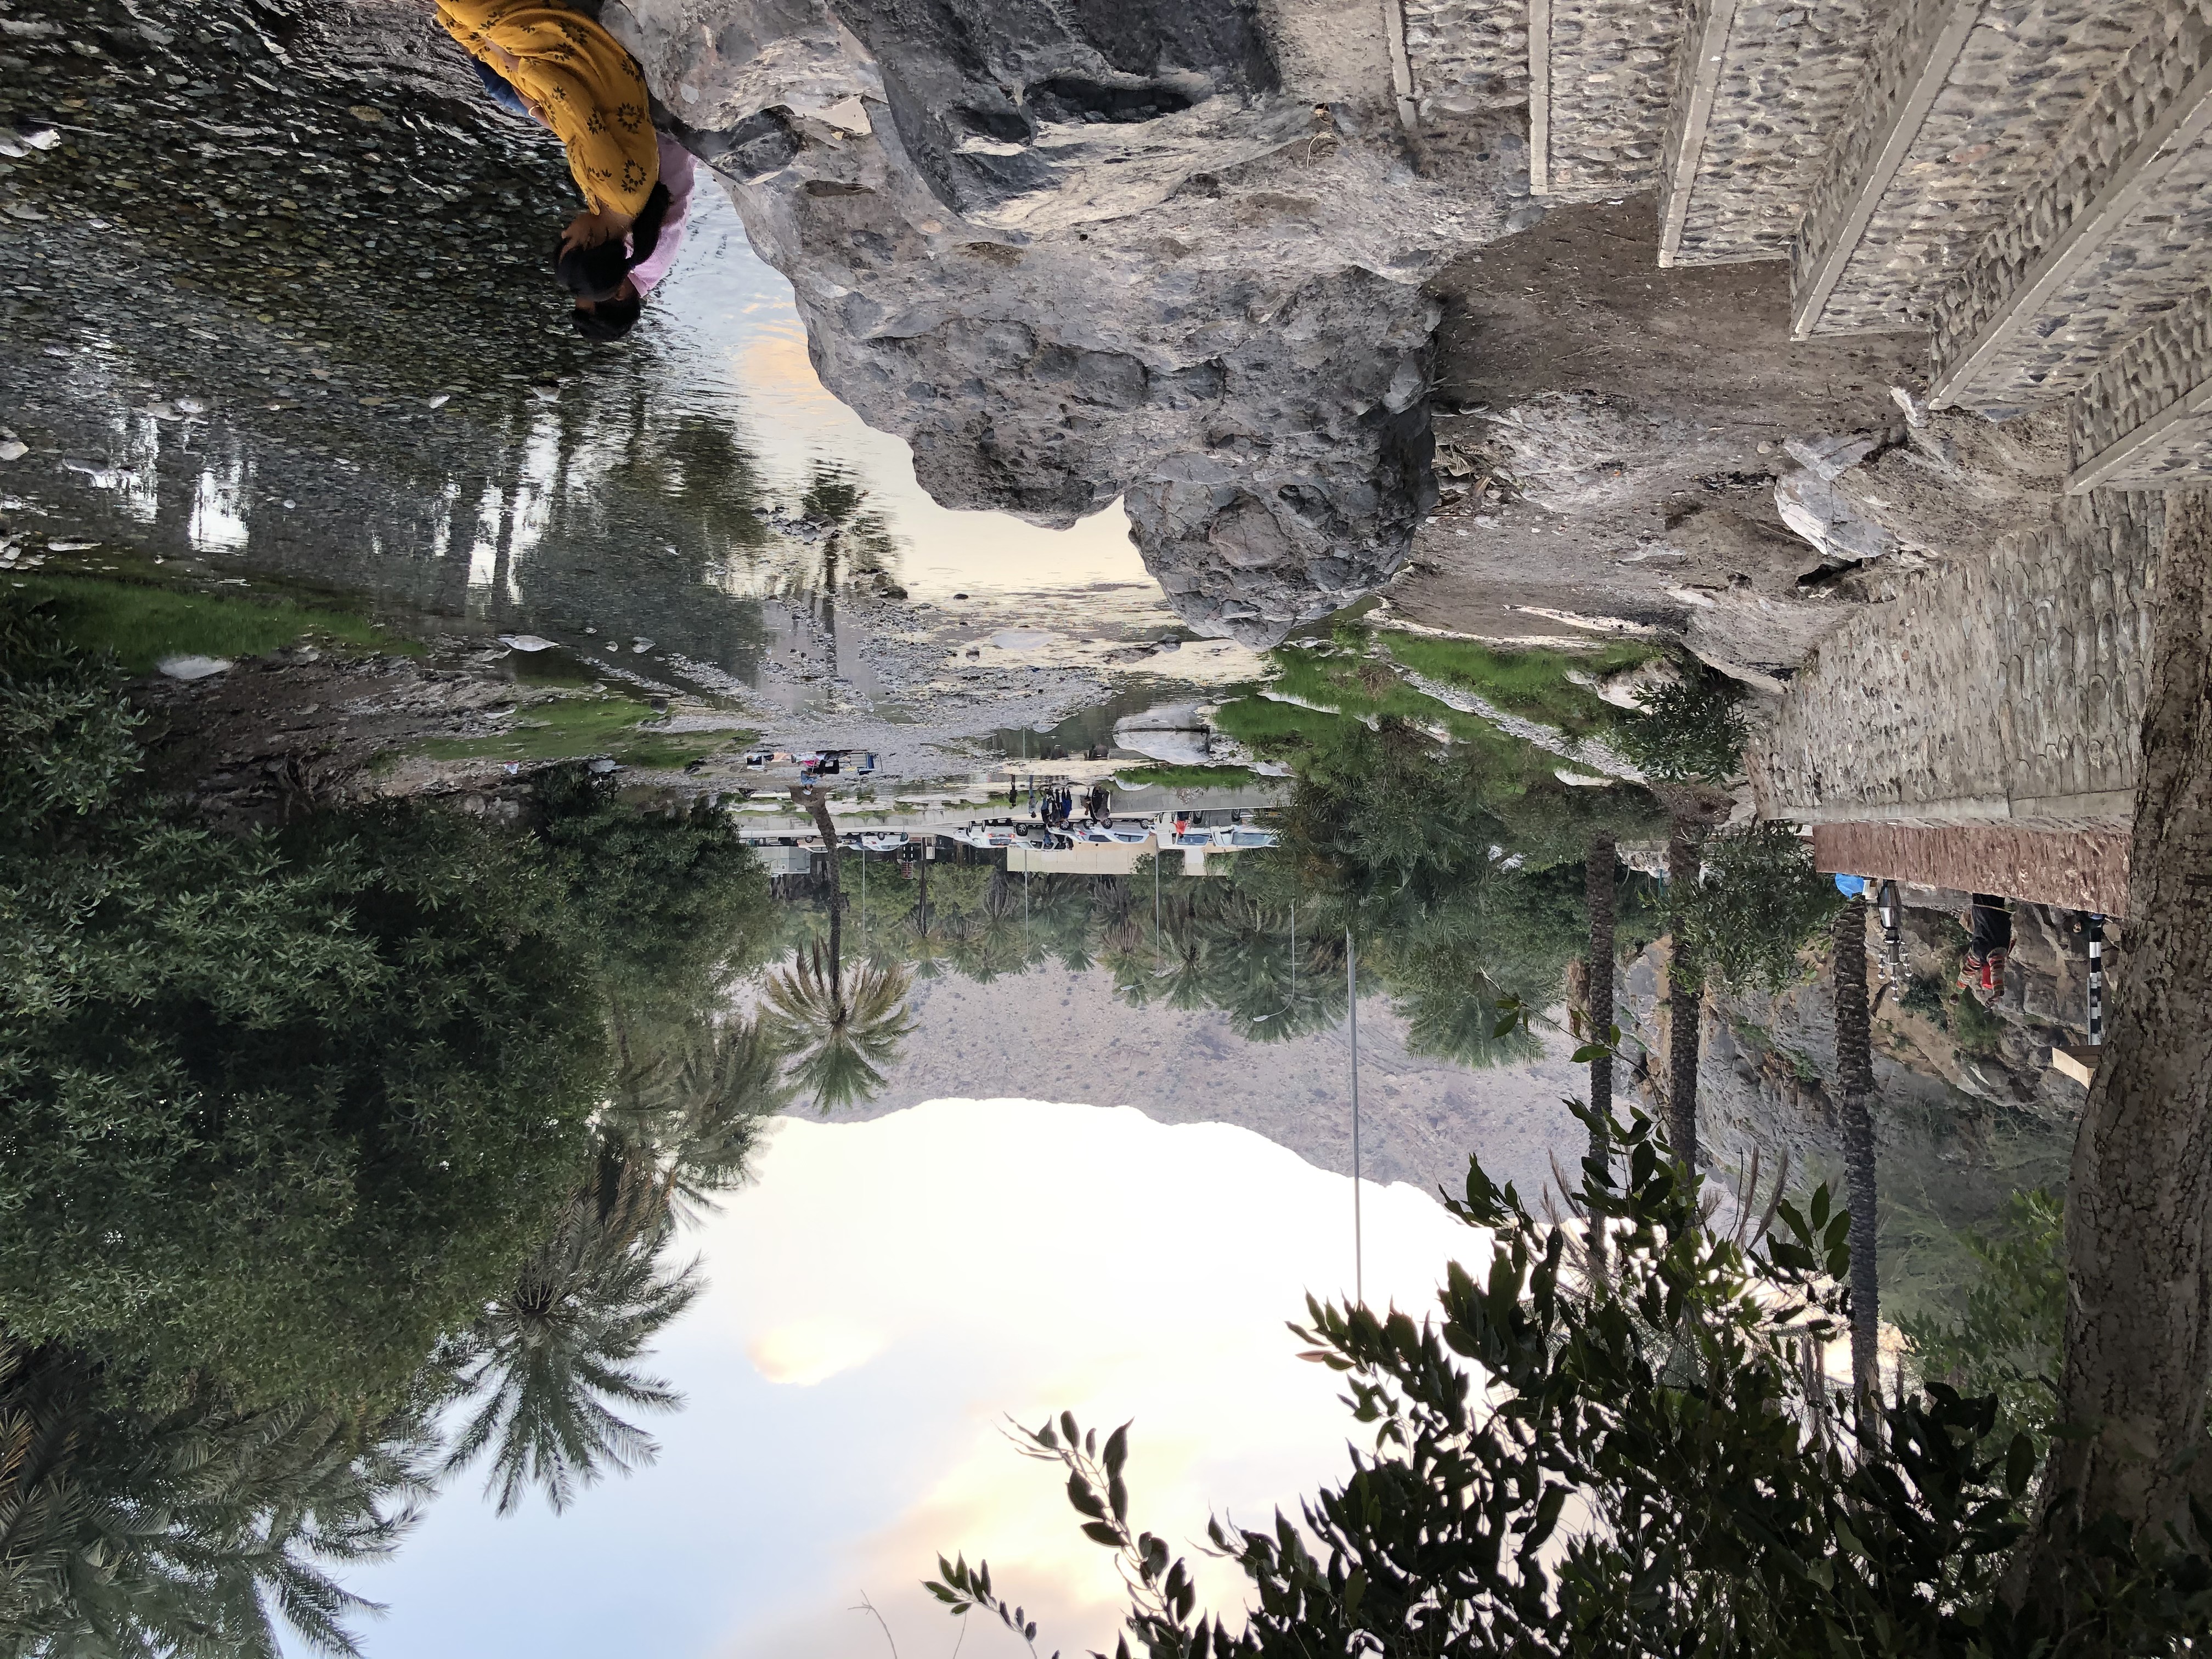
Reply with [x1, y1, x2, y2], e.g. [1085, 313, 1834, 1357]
[1932, 0, 2212, 406]
[1798, 0, 2159, 336]
[1754, 492, 2157, 826]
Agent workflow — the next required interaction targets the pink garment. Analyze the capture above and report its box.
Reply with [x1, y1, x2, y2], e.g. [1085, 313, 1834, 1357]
[627, 129, 695, 298]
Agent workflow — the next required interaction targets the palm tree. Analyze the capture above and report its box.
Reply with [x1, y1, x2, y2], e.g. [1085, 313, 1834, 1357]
[1665, 821, 1705, 1169]
[439, 1166, 701, 1516]
[606, 1013, 791, 1222]
[1831, 892, 1880, 1400]
[1, 1338, 441, 1659]
[761, 942, 917, 1112]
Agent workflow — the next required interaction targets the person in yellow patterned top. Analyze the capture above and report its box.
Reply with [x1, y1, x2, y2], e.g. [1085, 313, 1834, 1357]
[432, 0, 671, 325]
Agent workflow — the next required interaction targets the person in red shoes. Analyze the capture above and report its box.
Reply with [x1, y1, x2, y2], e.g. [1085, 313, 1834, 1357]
[1958, 893, 2012, 1004]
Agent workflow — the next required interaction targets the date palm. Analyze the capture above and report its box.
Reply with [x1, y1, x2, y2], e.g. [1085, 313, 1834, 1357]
[439, 1166, 700, 1516]
[605, 1013, 789, 1222]
[1, 1338, 439, 1658]
[761, 941, 916, 1112]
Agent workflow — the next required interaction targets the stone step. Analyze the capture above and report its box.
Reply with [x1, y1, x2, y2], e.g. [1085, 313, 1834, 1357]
[1789, 0, 2154, 342]
[1928, 2, 2212, 411]
[1526, 0, 1681, 202]
[1655, 0, 1878, 268]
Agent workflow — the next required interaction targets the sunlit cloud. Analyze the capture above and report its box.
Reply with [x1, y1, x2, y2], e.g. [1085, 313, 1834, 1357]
[749, 1317, 889, 1386]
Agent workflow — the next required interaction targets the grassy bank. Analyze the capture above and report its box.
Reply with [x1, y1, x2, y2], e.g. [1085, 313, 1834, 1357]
[411, 696, 751, 770]
[1380, 633, 1655, 737]
[16, 571, 414, 673]
[1114, 763, 1259, 789]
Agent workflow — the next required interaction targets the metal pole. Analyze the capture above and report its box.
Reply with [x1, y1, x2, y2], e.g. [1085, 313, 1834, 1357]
[1878, 879, 1901, 985]
[2087, 913, 2106, 1045]
[1348, 926, 1362, 1307]
[1290, 900, 1297, 1014]
[1154, 850, 1161, 961]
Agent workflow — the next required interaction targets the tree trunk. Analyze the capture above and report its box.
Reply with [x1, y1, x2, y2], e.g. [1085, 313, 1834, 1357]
[2016, 488, 2212, 1603]
[1666, 825, 1703, 1169]
[1831, 894, 1879, 1402]
[796, 788, 843, 1011]
[1585, 838, 1617, 1272]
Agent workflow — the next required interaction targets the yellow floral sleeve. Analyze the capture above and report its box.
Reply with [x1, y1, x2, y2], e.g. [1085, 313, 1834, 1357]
[434, 0, 658, 217]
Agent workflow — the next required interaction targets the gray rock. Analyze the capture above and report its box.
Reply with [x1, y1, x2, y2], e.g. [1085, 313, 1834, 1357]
[610, 0, 1531, 644]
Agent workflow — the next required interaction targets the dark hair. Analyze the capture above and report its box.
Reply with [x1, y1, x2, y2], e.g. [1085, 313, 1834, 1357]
[552, 178, 672, 303]
[572, 294, 642, 341]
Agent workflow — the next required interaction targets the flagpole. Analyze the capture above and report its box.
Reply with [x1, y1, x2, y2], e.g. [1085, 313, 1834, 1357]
[1347, 926, 1362, 1307]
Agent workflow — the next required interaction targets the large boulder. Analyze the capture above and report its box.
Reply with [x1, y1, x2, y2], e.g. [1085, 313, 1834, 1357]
[605, 0, 1531, 642]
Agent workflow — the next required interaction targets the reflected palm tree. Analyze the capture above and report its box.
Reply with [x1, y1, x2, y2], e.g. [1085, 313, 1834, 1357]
[761, 941, 917, 1111]
[768, 786, 917, 1110]
[1, 1338, 439, 1658]
[439, 1166, 699, 1516]
[606, 1013, 791, 1222]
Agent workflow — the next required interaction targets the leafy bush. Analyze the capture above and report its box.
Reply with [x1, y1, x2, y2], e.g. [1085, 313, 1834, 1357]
[0, 596, 607, 1406]
[1616, 661, 1751, 781]
[1903, 1188, 2066, 1454]
[1672, 821, 1842, 991]
[934, 1114, 2212, 1656]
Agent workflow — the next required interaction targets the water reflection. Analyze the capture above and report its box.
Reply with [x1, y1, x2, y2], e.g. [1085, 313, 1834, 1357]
[342, 1100, 1477, 1659]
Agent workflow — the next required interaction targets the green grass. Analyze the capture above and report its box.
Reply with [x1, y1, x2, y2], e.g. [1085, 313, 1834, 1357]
[1953, 989, 2006, 1059]
[412, 696, 751, 769]
[1114, 763, 1259, 789]
[18, 573, 410, 673]
[1381, 633, 1655, 736]
[1242, 648, 1567, 791]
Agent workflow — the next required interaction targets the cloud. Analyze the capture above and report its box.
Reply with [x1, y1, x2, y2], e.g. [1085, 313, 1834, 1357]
[748, 1317, 890, 1387]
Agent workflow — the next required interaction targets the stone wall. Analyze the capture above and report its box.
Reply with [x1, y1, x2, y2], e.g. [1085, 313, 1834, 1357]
[1931, 0, 2212, 408]
[1660, 0, 1875, 266]
[1753, 491, 2158, 826]
[2072, 279, 2212, 484]
[1537, 0, 1680, 201]
[1403, 0, 1530, 120]
[1797, 0, 2159, 338]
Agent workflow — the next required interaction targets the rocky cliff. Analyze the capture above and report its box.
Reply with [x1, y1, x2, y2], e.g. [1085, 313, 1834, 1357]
[602, 0, 1539, 645]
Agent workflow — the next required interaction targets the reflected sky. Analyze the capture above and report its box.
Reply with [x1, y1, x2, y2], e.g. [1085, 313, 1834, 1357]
[654, 187, 1148, 603]
[336, 1098, 1489, 1659]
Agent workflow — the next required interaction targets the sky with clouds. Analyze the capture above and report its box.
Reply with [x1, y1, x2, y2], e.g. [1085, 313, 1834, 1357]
[337, 1097, 1491, 1659]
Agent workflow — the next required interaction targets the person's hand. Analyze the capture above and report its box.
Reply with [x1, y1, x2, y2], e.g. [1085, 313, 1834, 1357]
[560, 208, 634, 255]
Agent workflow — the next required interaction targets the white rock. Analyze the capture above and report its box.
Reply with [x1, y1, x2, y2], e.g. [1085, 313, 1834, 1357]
[174, 395, 209, 415]
[499, 634, 558, 652]
[427, 393, 450, 408]
[157, 654, 232, 681]
[1782, 431, 1879, 482]
[0, 441, 25, 462]
[24, 128, 59, 151]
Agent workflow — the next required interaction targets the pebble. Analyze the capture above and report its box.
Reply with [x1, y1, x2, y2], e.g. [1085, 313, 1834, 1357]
[0, 441, 25, 463]
[157, 653, 232, 680]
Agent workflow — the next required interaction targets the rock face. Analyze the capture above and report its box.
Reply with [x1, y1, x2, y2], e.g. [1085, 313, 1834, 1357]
[605, 0, 1532, 644]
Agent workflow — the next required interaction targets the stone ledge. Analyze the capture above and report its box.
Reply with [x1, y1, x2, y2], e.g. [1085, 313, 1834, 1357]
[1811, 821, 2130, 916]
[1931, 1, 2212, 409]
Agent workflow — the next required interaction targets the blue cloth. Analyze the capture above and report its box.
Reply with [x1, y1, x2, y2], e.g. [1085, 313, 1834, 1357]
[471, 58, 531, 118]
[1832, 873, 1867, 897]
